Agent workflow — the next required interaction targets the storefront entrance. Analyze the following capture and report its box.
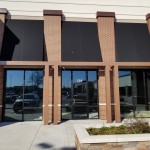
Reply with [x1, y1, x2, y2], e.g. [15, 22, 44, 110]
[3, 69, 44, 121]
[61, 70, 98, 120]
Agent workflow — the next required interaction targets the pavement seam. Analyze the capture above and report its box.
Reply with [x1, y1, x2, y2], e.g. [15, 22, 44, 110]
[65, 122, 71, 150]
[28, 122, 42, 150]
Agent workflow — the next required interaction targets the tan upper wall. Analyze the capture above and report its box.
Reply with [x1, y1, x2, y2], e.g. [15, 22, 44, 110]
[0, 0, 150, 22]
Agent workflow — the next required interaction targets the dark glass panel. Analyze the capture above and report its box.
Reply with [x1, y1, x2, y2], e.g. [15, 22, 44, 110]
[24, 70, 43, 121]
[72, 71, 87, 119]
[88, 71, 98, 119]
[61, 21, 102, 62]
[115, 23, 150, 62]
[61, 71, 72, 120]
[119, 69, 150, 118]
[1, 20, 43, 61]
[4, 70, 24, 121]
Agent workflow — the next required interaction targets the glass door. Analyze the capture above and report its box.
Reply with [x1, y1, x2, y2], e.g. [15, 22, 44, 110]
[72, 71, 87, 119]
[61, 70, 98, 120]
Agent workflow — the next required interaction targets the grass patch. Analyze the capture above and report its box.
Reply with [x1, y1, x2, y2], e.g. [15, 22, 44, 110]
[87, 120, 150, 135]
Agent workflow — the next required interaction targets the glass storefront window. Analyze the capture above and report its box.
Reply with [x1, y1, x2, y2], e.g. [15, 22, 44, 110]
[4, 69, 43, 121]
[119, 69, 150, 119]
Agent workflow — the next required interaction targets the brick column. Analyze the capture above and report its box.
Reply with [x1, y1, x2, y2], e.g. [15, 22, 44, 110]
[43, 65, 50, 125]
[0, 66, 4, 121]
[53, 65, 59, 124]
[113, 65, 121, 123]
[97, 12, 116, 122]
[0, 9, 7, 121]
[58, 68, 61, 122]
[146, 14, 150, 33]
[98, 67, 106, 120]
[0, 8, 7, 52]
[48, 67, 53, 123]
[43, 10, 62, 61]
[43, 10, 62, 124]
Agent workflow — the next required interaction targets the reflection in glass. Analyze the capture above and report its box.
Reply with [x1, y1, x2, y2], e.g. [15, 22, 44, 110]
[61, 70, 98, 120]
[4, 69, 43, 121]
[5, 70, 24, 121]
[119, 70, 150, 118]
[88, 71, 98, 119]
[73, 71, 87, 119]
[24, 70, 43, 121]
[61, 71, 72, 120]
[119, 70, 133, 118]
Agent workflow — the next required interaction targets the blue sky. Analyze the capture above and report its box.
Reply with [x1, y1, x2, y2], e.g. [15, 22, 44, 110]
[6, 70, 43, 87]
[62, 71, 97, 87]
[6, 70, 131, 88]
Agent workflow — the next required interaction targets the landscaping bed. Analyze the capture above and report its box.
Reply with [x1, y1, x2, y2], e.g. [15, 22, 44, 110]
[87, 121, 150, 135]
[74, 120, 150, 150]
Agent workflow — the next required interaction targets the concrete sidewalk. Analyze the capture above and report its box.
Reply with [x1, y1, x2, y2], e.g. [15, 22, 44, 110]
[0, 120, 103, 150]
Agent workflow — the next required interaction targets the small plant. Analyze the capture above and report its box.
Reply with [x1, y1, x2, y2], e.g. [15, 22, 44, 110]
[87, 119, 150, 135]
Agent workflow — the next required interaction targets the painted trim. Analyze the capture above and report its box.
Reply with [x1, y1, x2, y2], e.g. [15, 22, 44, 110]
[99, 103, 106, 106]
[5, 15, 147, 24]
[111, 103, 116, 105]
[7, 15, 43, 20]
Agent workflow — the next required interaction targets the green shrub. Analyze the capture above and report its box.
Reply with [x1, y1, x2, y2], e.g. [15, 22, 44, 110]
[87, 119, 150, 135]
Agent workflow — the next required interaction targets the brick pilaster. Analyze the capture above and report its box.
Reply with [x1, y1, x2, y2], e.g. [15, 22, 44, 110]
[98, 67, 106, 120]
[53, 65, 59, 124]
[0, 8, 7, 52]
[97, 12, 115, 62]
[146, 14, 150, 33]
[43, 65, 50, 125]
[0, 66, 4, 121]
[0, 8, 7, 121]
[48, 68, 53, 123]
[58, 68, 61, 122]
[43, 10, 62, 124]
[43, 10, 62, 61]
[97, 12, 116, 122]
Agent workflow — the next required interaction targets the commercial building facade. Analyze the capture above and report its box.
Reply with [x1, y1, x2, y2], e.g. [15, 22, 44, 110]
[0, 0, 150, 124]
